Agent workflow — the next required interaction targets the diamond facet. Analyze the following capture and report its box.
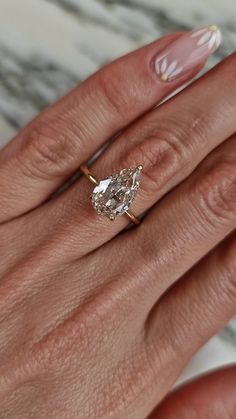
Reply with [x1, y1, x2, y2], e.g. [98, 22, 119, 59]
[91, 166, 142, 220]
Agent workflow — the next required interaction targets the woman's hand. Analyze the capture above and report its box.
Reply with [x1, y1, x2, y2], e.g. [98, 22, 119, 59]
[0, 26, 236, 418]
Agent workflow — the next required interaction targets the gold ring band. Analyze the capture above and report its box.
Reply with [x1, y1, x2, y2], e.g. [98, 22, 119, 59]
[80, 164, 98, 186]
[124, 209, 141, 225]
[80, 164, 141, 226]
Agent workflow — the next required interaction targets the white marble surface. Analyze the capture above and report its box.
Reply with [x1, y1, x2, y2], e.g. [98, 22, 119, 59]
[0, 0, 235, 383]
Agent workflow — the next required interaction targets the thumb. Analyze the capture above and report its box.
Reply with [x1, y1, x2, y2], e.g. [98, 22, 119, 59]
[149, 365, 236, 418]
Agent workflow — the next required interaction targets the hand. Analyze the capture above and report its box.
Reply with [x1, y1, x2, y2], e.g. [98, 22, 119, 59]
[0, 26, 235, 418]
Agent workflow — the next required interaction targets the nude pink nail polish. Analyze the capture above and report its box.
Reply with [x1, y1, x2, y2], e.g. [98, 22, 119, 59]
[155, 25, 222, 82]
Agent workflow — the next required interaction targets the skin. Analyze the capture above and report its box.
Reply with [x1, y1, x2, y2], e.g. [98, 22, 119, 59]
[0, 32, 235, 418]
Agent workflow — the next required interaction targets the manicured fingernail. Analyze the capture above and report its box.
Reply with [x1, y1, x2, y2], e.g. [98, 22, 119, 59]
[155, 25, 222, 82]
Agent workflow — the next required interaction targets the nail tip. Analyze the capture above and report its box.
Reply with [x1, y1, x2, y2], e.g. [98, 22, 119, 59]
[210, 24, 222, 46]
[192, 24, 222, 53]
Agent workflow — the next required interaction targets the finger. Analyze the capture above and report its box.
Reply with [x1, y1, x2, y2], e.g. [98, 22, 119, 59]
[116, 134, 236, 312]
[149, 366, 236, 418]
[0, 29, 209, 222]
[144, 232, 236, 412]
[37, 44, 236, 261]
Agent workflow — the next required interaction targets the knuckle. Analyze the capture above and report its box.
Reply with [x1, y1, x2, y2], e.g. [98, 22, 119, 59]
[196, 161, 236, 222]
[120, 127, 190, 194]
[19, 121, 77, 180]
[95, 67, 135, 121]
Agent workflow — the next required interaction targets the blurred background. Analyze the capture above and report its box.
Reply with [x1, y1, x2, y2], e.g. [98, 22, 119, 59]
[0, 0, 235, 383]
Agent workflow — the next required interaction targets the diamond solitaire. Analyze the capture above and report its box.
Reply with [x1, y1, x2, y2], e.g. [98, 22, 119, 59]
[91, 166, 142, 221]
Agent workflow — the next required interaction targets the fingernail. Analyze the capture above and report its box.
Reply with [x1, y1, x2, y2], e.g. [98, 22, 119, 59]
[155, 25, 222, 82]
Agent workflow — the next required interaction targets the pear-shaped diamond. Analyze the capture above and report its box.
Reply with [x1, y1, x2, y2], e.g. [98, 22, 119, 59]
[91, 166, 142, 220]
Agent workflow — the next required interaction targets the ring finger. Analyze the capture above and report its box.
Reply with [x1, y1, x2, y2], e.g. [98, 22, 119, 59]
[31, 50, 236, 260]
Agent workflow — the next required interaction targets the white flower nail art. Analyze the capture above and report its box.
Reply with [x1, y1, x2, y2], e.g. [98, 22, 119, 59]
[155, 56, 183, 81]
[154, 25, 222, 82]
[191, 25, 222, 50]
